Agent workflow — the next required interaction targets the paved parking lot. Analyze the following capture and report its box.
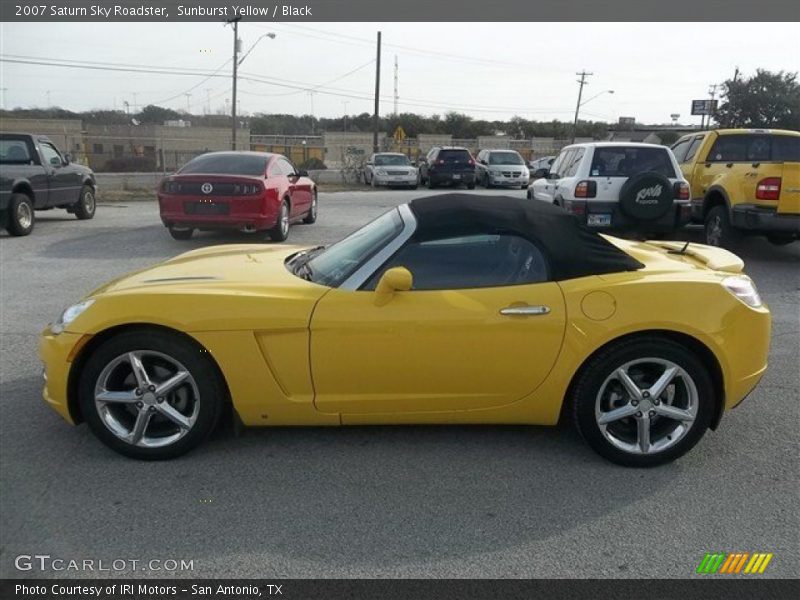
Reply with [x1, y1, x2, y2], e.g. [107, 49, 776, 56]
[1, 189, 798, 578]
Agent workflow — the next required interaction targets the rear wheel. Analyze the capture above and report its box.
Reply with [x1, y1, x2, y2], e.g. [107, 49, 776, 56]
[572, 337, 713, 467]
[78, 330, 226, 460]
[6, 194, 34, 236]
[269, 200, 290, 242]
[168, 227, 194, 240]
[766, 233, 795, 246]
[467, 182, 476, 190]
[73, 185, 96, 220]
[704, 205, 742, 248]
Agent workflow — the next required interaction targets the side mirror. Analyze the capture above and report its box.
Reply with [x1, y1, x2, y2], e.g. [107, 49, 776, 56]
[547, 172, 560, 180]
[532, 168, 549, 179]
[297, 169, 309, 177]
[375, 267, 413, 298]
[50, 156, 61, 167]
[63, 153, 71, 165]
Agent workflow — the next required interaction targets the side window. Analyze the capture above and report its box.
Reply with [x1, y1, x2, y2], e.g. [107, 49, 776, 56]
[670, 138, 691, 163]
[685, 135, 705, 163]
[267, 159, 281, 177]
[40, 143, 62, 166]
[563, 148, 585, 178]
[279, 159, 296, 176]
[365, 233, 549, 291]
[745, 136, 771, 162]
[0, 139, 33, 163]
[707, 135, 747, 162]
[550, 150, 570, 178]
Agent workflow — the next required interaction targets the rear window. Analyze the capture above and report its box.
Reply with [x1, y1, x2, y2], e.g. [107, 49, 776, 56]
[590, 147, 677, 178]
[438, 149, 472, 163]
[0, 138, 33, 163]
[772, 136, 800, 162]
[179, 153, 267, 176]
[488, 151, 524, 165]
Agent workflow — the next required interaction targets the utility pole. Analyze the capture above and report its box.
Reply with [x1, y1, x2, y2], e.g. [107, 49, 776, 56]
[393, 55, 399, 115]
[342, 101, 349, 132]
[205, 88, 212, 115]
[131, 92, 138, 113]
[308, 91, 315, 134]
[227, 16, 242, 150]
[185, 93, 192, 114]
[373, 31, 382, 153]
[0, 87, 7, 110]
[702, 83, 718, 130]
[571, 71, 592, 143]
[46, 90, 51, 107]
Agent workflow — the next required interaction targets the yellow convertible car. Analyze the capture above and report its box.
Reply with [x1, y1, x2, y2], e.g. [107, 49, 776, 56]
[39, 195, 771, 466]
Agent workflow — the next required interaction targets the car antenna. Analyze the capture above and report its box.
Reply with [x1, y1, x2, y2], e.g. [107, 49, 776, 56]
[669, 240, 691, 255]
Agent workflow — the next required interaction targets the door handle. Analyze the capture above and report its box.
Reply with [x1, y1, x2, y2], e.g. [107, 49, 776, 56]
[500, 305, 550, 316]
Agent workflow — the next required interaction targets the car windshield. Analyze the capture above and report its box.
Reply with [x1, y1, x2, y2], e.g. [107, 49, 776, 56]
[590, 147, 676, 178]
[179, 153, 267, 176]
[374, 154, 411, 166]
[489, 152, 524, 165]
[304, 208, 405, 287]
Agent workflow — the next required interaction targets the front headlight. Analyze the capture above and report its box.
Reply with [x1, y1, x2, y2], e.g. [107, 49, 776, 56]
[722, 276, 762, 308]
[51, 299, 94, 334]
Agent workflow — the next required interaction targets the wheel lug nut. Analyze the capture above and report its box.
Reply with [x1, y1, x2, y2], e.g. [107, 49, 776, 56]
[149, 406, 156, 412]
[148, 385, 156, 392]
[653, 398, 660, 405]
[635, 411, 643, 418]
[136, 401, 143, 408]
[631, 400, 639, 407]
[649, 410, 656, 417]
[157, 397, 164, 403]
[643, 391, 650, 398]
[135, 388, 143, 396]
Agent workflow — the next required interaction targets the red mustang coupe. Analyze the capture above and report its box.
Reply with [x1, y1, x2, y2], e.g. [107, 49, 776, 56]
[158, 151, 317, 241]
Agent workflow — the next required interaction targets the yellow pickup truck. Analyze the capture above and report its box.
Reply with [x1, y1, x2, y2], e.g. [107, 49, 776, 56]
[671, 129, 800, 247]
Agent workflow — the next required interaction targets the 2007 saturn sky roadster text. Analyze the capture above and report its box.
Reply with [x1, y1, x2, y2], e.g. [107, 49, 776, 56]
[39, 195, 770, 466]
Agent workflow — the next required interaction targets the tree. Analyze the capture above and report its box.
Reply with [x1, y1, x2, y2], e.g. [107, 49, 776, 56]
[714, 69, 800, 130]
[137, 104, 182, 124]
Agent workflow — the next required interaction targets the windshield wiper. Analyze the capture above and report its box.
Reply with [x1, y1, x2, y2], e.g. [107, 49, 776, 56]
[291, 245, 324, 280]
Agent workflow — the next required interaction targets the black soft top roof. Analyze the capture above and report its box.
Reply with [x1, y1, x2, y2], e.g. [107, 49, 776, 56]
[408, 194, 643, 281]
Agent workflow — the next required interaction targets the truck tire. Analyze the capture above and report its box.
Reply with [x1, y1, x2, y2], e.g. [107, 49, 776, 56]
[618, 172, 674, 221]
[6, 194, 35, 236]
[704, 205, 742, 248]
[73, 185, 96, 220]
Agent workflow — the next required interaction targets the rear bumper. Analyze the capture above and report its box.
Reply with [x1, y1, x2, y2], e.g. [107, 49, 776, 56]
[564, 199, 692, 232]
[159, 194, 280, 231]
[731, 204, 800, 234]
[429, 172, 476, 185]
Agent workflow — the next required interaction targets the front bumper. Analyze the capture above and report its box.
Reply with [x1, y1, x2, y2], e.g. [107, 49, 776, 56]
[373, 174, 418, 186]
[564, 200, 692, 232]
[39, 327, 87, 424]
[731, 204, 800, 235]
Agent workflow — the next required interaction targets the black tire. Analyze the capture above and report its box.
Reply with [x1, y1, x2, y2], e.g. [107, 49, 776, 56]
[766, 233, 795, 246]
[5, 193, 35, 236]
[572, 336, 714, 467]
[467, 183, 476, 190]
[526, 189, 532, 200]
[618, 171, 674, 221]
[168, 227, 194, 240]
[704, 205, 742, 248]
[73, 185, 96, 220]
[78, 329, 226, 460]
[268, 200, 290, 242]
[303, 192, 318, 224]
[410, 185, 418, 191]
[426, 178, 436, 190]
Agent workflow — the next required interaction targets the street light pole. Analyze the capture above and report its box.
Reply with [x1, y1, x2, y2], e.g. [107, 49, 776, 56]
[571, 71, 592, 143]
[227, 17, 241, 151]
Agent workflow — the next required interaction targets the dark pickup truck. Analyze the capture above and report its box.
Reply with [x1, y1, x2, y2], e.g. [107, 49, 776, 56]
[0, 133, 97, 236]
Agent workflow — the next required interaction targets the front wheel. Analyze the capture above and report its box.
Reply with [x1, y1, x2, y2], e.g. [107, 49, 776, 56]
[303, 192, 318, 224]
[78, 329, 226, 460]
[168, 227, 194, 240]
[5, 194, 35, 236]
[73, 185, 96, 220]
[268, 200, 290, 242]
[572, 337, 714, 467]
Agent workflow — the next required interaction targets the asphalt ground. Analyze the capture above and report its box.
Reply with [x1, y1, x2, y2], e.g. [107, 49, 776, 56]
[0, 189, 798, 579]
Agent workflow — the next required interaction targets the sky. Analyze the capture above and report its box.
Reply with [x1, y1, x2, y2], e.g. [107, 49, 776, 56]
[1, 21, 798, 125]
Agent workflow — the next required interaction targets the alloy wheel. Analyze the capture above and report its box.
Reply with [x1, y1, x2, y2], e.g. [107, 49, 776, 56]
[84, 189, 95, 212]
[17, 201, 32, 229]
[706, 216, 722, 246]
[94, 350, 200, 448]
[280, 204, 290, 237]
[594, 358, 698, 455]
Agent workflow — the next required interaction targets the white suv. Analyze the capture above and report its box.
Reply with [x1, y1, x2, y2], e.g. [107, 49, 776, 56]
[527, 142, 691, 233]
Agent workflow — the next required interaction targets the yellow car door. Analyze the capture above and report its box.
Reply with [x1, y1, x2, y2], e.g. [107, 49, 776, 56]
[309, 233, 567, 415]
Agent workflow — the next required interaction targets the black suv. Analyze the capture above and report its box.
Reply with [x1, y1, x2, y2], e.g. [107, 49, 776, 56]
[418, 146, 476, 189]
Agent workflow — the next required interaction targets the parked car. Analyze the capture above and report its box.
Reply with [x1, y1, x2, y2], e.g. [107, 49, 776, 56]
[528, 155, 556, 179]
[671, 128, 800, 247]
[475, 149, 530, 189]
[363, 153, 418, 189]
[40, 194, 769, 466]
[158, 151, 317, 242]
[418, 146, 476, 189]
[0, 133, 96, 236]
[528, 142, 691, 234]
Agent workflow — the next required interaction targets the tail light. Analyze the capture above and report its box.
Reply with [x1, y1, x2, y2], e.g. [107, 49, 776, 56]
[674, 182, 690, 200]
[574, 180, 597, 198]
[756, 177, 781, 201]
[162, 181, 181, 193]
[566, 201, 586, 215]
[233, 184, 262, 195]
[437, 159, 445, 165]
